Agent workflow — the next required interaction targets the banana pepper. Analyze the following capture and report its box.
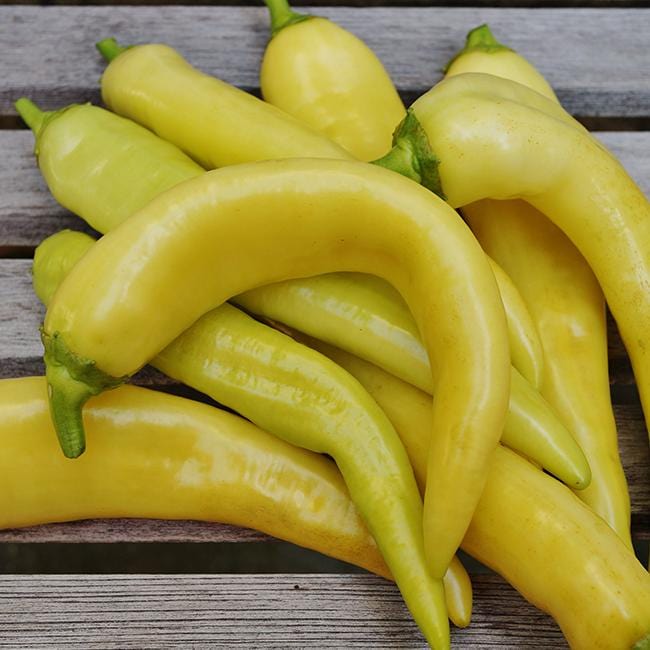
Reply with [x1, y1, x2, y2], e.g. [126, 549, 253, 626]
[445, 24, 631, 545]
[306, 345, 650, 650]
[238, 275, 589, 488]
[95, 38, 352, 167]
[377, 72, 650, 455]
[260, 0, 406, 161]
[42, 158, 510, 585]
[2, 376, 389, 576]
[94, 39, 544, 388]
[17, 99, 473, 629]
[35, 228, 470, 641]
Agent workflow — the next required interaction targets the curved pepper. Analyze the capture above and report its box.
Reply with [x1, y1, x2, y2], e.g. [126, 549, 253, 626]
[238, 275, 589, 488]
[14, 99, 203, 234]
[445, 24, 631, 546]
[16, 99, 469, 617]
[378, 73, 650, 448]
[260, 0, 406, 160]
[34, 228, 472, 637]
[43, 159, 510, 587]
[96, 38, 352, 168]
[93, 42, 544, 386]
[304, 347, 650, 650]
[0, 376, 389, 575]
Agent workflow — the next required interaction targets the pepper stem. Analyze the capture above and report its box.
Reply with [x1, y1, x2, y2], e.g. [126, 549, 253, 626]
[42, 330, 125, 458]
[96, 37, 131, 62]
[372, 110, 444, 199]
[264, 0, 311, 37]
[465, 24, 505, 50]
[443, 23, 512, 73]
[14, 98, 48, 134]
[45, 359, 92, 459]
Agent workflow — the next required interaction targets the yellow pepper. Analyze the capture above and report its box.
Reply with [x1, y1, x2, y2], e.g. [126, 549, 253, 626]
[444, 24, 631, 545]
[43, 159, 510, 588]
[35, 227, 477, 639]
[260, 0, 405, 160]
[378, 72, 650, 453]
[1, 376, 389, 576]
[94, 39, 546, 388]
[96, 38, 352, 167]
[305, 346, 650, 650]
[239, 276, 589, 488]
[18, 100, 469, 632]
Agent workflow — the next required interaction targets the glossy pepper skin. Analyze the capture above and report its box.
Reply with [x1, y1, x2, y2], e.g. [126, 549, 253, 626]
[445, 25, 631, 546]
[260, 0, 406, 161]
[34, 229, 470, 639]
[1, 377, 391, 575]
[381, 73, 650, 456]
[96, 38, 352, 168]
[306, 346, 650, 650]
[43, 159, 510, 587]
[239, 274, 590, 488]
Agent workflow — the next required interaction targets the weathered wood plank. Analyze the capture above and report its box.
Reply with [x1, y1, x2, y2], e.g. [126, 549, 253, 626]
[1, 7, 649, 116]
[3, 0, 648, 7]
[0, 573, 566, 648]
[1, 130, 648, 247]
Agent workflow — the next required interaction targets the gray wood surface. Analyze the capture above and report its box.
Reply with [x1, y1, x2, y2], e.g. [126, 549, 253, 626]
[0, 574, 567, 649]
[2, 130, 648, 247]
[1, 7, 649, 117]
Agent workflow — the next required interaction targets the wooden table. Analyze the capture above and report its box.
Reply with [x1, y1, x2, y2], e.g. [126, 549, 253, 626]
[0, 2, 648, 647]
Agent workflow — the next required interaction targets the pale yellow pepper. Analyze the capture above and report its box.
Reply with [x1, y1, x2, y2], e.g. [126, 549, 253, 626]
[0, 376, 389, 577]
[445, 24, 631, 545]
[382, 73, 650, 457]
[260, 0, 406, 161]
[43, 159, 511, 588]
[305, 345, 650, 650]
[95, 39, 544, 387]
[97, 38, 352, 168]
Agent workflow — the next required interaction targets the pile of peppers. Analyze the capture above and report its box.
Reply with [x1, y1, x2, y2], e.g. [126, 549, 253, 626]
[8, 2, 650, 646]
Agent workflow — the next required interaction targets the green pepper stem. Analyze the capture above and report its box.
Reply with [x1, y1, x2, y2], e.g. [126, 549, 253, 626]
[633, 633, 650, 650]
[443, 23, 512, 73]
[373, 141, 422, 185]
[264, 0, 311, 37]
[372, 110, 444, 199]
[42, 330, 125, 458]
[465, 24, 503, 50]
[45, 360, 91, 459]
[96, 37, 131, 62]
[14, 98, 48, 134]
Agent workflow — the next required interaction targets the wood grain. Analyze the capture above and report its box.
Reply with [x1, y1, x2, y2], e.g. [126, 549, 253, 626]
[2, 130, 648, 247]
[1, 7, 649, 117]
[0, 574, 567, 649]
